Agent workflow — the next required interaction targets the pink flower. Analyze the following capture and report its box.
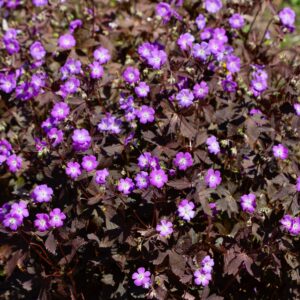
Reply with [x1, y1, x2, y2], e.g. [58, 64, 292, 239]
[240, 193, 256, 213]
[6, 154, 22, 172]
[205, 169, 222, 189]
[177, 199, 195, 221]
[132, 267, 151, 288]
[156, 219, 173, 237]
[206, 135, 220, 154]
[66, 162, 81, 179]
[173, 152, 193, 171]
[117, 178, 135, 195]
[272, 144, 288, 160]
[34, 213, 50, 232]
[58, 34, 76, 49]
[149, 169, 168, 189]
[136, 105, 155, 124]
[81, 155, 98, 172]
[3, 213, 23, 231]
[31, 184, 53, 203]
[49, 208, 66, 228]
[194, 269, 212, 286]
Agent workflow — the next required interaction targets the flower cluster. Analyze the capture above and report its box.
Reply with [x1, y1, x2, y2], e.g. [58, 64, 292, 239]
[280, 215, 300, 235]
[0, 139, 22, 173]
[194, 255, 214, 286]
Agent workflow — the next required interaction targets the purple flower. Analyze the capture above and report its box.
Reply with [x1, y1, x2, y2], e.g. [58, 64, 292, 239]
[47, 128, 63, 147]
[206, 135, 220, 154]
[149, 169, 168, 189]
[173, 152, 193, 171]
[195, 14, 206, 30]
[31, 73, 46, 89]
[117, 178, 135, 195]
[0, 139, 12, 156]
[72, 129, 91, 151]
[60, 77, 80, 96]
[89, 61, 104, 79]
[201, 255, 214, 274]
[135, 171, 149, 189]
[0, 204, 11, 222]
[15, 82, 39, 101]
[4, 39, 20, 55]
[290, 217, 300, 235]
[176, 89, 194, 108]
[193, 81, 209, 99]
[240, 193, 256, 213]
[32, 184, 53, 203]
[200, 28, 214, 40]
[0, 74, 16, 93]
[3, 213, 23, 231]
[30, 41, 46, 60]
[177, 33, 195, 51]
[147, 49, 167, 70]
[65, 58, 82, 75]
[49, 208, 66, 228]
[208, 39, 225, 55]
[138, 152, 152, 169]
[156, 2, 172, 22]
[278, 7, 296, 30]
[294, 103, 300, 116]
[135, 81, 150, 98]
[93, 47, 111, 64]
[280, 215, 300, 235]
[250, 69, 268, 96]
[205, 169, 222, 189]
[149, 157, 160, 170]
[132, 267, 151, 288]
[136, 105, 155, 124]
[97, 114, 122, 134]
[58, 34, 76, 50]
[222, 77, 237, 93]
[0, 155, 7, 165]
[156, 219, 173, 237]
[249, 108, 262, 116]
[119, 95, 134, 110]
[138, 42, 154, 60]
[95, 169, 109, 185]
[32, 0, 47, 6]
[69, 19, 82, 32]
[3, 28, 17, 40]
[41, 117, 57, 133]
[229, 13, 245, 29]
[123, 67, 140, 84]
[34, 213, 49, 232]
[125, 109, 136, 122]
[272, 144, 288, 160]
[204, 0, 222, 14]
[178, 199, 195, 221]
[81, 155, 98, 172]
[213, 28, 228, 44]
[280, 214, 293, 232]
[66, 162, 82, 179]
[251, 78, 267, 95]
[51, 102, 70, 121]
[192, 42, 211, 61]
[6, 154, 22, 172]
[194, 269, 212, 286]
[226, 55, 241, 73]
[10, 201, 29, 219]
